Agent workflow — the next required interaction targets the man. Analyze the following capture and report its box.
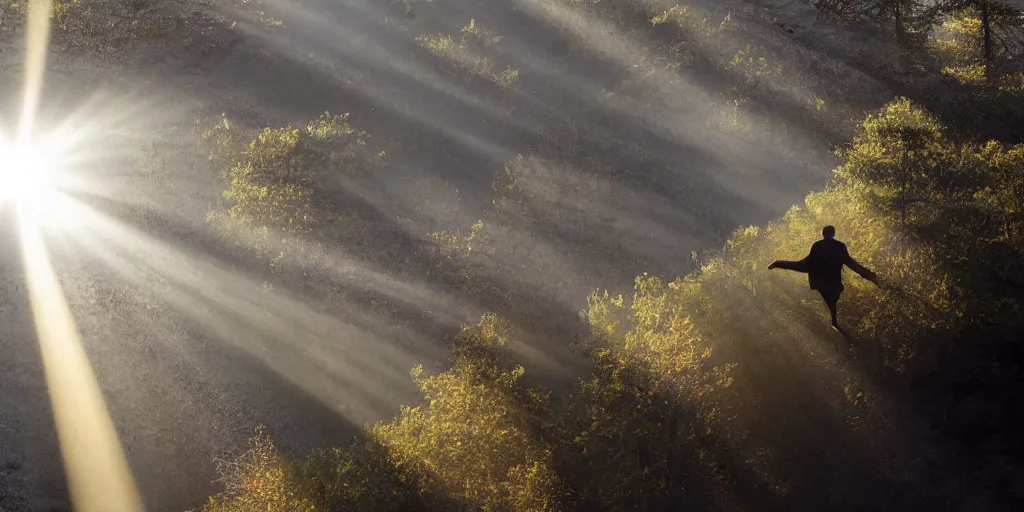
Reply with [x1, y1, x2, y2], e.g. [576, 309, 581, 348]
[768, 225, 878, 329]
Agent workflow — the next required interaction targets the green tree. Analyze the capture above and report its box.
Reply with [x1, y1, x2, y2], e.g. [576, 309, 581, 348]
[295, 439, 421, 511]
[837, 97, 956, 227]
[976, 141, 1024, 251]
[931, 2, 1024, 89]
[555, 276, 735, 510]
[371, 314, 561, 511]
[201, 97, 1024, 511]
[200, 428, 418, 512]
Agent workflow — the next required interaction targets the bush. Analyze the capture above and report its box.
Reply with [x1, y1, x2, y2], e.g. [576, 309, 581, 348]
[200, 427, 316, 512]
[201, 112, 383, 259]
[416, 19, 520, 89]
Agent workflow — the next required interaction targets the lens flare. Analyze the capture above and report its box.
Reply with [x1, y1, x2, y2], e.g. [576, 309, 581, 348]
[5, 2, 145, 511]
[0, 135, 82, 228]
[0, 137, 58, 207]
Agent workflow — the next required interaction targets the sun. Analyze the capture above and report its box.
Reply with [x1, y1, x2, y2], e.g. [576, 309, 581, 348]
[0, 136, 60, 210]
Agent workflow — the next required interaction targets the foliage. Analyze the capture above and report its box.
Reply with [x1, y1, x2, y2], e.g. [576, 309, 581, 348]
[459, 18, 502, 47]
[200, 427, 317, 512]
[812, 0, 937, 45]
[201, 112, 382, 257]
[728, 45, 783, 93]
[497, 66, 520, 89]
[586, 276, 725, 396]
[199, 114, 248, 166]
[425, 155, 613, 296]
[416, 19, 520, 88]
[763, 97, 1021, 347]
[371, 315, 562, 511]
[430, 220, 485, 260]
[611, 2, 823, 150]
[202, 97, 1024, 510]
[200, 427, 419, 512]
[51, 0, 80, 31]
[930, 4, 1024, 92]
[429, 220, 488, 285]
[294, 440, 420, 511]
[553, 276, 735, 509]
[15, 0, 1024, 507]
[650, 4, 731, 46]
[490, 154, 609, 228]
[388, 0, 421, 19]
[975, 140, 1024, 249]
[836, 97, 1024, 303]
[639, 5, 732, 79]
[609, 3, 729, 100]
[837, 97, 956, 225]
[232, 0, 283, 27]
[490, 154, 532, 224]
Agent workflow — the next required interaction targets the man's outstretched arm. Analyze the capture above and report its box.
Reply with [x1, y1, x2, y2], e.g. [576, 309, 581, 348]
[768, 258, 809, 272]
[769, 243, 817, 272]
[845, 255, 878, 285]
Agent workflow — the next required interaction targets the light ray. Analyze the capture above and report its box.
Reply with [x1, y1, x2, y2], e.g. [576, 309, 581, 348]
[11, 1, 144, 510]
[19, 0, 54, 140]
[18, 211, 145, 512]
[48, 197, 448, 422]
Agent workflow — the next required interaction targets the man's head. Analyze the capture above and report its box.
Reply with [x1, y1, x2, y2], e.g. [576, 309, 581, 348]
[822, 225, 836, 239]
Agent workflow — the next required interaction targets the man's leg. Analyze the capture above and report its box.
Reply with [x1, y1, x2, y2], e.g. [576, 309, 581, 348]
[819, 290, 840, 328]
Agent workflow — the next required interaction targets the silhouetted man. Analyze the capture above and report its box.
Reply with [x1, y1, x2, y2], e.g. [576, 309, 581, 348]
[767, 225, 878, 329]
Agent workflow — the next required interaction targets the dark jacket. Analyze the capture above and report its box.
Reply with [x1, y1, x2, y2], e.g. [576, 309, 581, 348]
[799, 238, 875, 293]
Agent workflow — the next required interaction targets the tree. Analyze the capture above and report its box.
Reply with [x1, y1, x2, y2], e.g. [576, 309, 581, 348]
[201, 427, 419, 512]
[371, 314, 561, 511]
[295, 439, 421, 511]
[555, 276, 734, 510]
[201, 427, 317, 512]
[813, 0, 937, 46]
[201, 97, 1024, 511]
[0, 0, 284, 62]
[837, 97, 954, 227]
[977, 141, 1024, 250]
[934, 1, 1023, 86]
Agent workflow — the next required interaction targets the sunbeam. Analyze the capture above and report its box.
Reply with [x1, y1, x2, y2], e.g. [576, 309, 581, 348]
[37, 192, 452, 423]
[18, 0, 53, 140]
[5, 1, 144, 510]
[18, 212, 144, 512]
